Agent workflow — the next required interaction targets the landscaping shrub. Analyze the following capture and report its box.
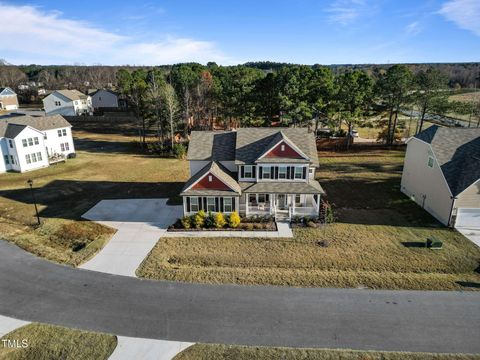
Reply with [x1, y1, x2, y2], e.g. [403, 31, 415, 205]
[214, 213, 226, 228]
[180, 216, 191, 229]
[245, 223, 254, 231]
[193, 210, 206, 229]
[205, 212, 215, 228]
[173, 143, 187, 159]
[307, 220, 317, 228]
[228, 211, 241, 228]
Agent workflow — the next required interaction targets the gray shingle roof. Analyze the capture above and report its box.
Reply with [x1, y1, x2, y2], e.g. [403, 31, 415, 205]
[187, 128, 319, 167]
[4, 124, 27, 138]
[55, 89, 88, 101]
[181, 161, 241, 196]
[235, 128, 318, 166]
[0, 115, 71, 138]
[187, 131, 236, 161]
[240, 180, 325, 194]
[415, 125, 480, 196]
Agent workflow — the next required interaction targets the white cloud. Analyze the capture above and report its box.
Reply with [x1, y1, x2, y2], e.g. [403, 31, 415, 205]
[326, 0, 368, 25]
[405, 21, 421, 35]
[0, 3, 235, 65]
[439, 0, 480, 36]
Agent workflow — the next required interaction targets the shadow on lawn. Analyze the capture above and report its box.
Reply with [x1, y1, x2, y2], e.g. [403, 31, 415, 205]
[0, 179, 184, 222]
[73, 137, 139, 155]
[320, 178, 442, 227]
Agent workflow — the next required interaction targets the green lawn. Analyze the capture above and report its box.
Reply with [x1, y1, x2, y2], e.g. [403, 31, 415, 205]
[138, 149, 480, 290]
[0, 130, 189, 266]
[0, 323, 117, 360]
[174, 344, 480, 360]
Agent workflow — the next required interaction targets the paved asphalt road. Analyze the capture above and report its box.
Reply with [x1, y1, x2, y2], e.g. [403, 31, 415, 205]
[0, 241, 479, 354]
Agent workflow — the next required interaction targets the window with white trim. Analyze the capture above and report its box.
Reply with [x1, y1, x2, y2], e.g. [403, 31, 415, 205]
[281, 144, 285, 151]
[62, 129, 67, 136]
[55, 101, 61, 106]
[190, 197, 199, 212]
[244, 165, 253, 178]
[34, 137, 39, 145]
[258, 194, 269, 204]
[58, 130, 62, 137]
[294, 167, 303, 179]
[10, 155, 15, 164]
[28, 138, 33, 146]
[25, 154, 31, 164]
[207, 197, 215, 212]
[278, 166, 287, 179]
[31, 153, 37, 162]
[223, 197, 232, 212]
[263, 166, 271, 179]
[8, 140, 13, 148]
[60, 143, 65, 152]
[295, 194, 301, 205]
[37, 152, 42, 161]
[248, 194, 257, 204]
[4, 155, 9, 165]
[22, 139, 27, 147]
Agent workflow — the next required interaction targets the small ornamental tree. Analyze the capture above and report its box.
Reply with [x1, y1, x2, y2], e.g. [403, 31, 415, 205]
[214, 212, 226, 228]
[193, 210, 206, 229]
[228, 211, 241, 228]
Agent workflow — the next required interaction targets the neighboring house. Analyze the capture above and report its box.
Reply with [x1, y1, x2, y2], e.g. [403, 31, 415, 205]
[401, 125, 480, 229]
[42, 90, 92, 116]
[0, 87, 19, 110]
[90, 89, 119, 110]
[0, 115, 75, 173]
[181, 128, 325, 221]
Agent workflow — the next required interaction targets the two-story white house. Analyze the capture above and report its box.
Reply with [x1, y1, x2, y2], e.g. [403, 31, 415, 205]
[42, 90, 92, 116]
[0, 115, 75, 173]
[180, 128, 324, 220]
[0, 87, 19, 110]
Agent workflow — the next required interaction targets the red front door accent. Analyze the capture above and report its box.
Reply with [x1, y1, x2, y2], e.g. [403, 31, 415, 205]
[264, 141, 303, 158]
[192, 173, 231, 190]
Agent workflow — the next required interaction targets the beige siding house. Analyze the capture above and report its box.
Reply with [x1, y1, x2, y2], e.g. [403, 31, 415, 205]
[401, 126, 480, 229]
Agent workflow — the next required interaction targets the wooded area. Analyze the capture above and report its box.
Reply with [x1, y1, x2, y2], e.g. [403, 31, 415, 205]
[1, 62, 479, 150]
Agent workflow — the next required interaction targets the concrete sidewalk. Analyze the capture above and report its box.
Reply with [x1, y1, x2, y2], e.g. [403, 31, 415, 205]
[80, 199, 182, 276]
[0, 315, 29, 337]
[110, 336, 193, 360]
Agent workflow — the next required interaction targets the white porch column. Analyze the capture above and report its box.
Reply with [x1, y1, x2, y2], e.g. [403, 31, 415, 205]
[182, 197, 187, 216]
[315, 194, 320, 213]
[242, 196, 247, 216]
[291, 194, 295, 216]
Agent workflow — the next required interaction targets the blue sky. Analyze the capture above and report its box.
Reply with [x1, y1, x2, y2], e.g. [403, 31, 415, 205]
[1, 0, 479, 65]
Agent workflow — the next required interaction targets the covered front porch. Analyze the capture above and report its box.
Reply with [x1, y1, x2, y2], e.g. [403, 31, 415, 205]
[241, 193, 320, 219]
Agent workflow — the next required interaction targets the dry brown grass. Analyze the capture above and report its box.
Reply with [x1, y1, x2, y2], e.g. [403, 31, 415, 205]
[174, 344, 480, 360]
[0, 323, 117, 360]
[0, 130, 189, 265]
[137, 150, 480, 290]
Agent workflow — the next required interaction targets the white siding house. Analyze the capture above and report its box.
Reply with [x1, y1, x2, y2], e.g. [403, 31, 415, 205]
[90, 89, 119, 109]
[401, 126, 480, 228]
[43, 90, 92, 116]
[0, 115, 75, 173]
[0, 87, 19, 110]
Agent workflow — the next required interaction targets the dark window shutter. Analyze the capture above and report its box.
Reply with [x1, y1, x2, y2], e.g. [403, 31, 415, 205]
[252, 166, 256, 178]
[272, 167, 276, 179]
[290, 166, 295, 179]
[303, 167, 307, 179]
[198, 197, 203, 210]
[232, 197, 236, 211]
[259, 166, 263, 179]
[203, 197, 207, 210]
[215, 197, 219, 212]
[186, 197, 191, 212]
[266, 194, 270, 202]
[241, 166, 244, 178]
[220, 197, 224, 211]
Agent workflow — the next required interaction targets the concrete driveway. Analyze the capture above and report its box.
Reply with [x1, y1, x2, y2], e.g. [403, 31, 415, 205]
[457, 227, 480, 248]
[80, 199, 182, 276]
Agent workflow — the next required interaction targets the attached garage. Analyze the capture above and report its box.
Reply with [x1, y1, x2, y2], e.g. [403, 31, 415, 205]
[455, 208, 480, 229]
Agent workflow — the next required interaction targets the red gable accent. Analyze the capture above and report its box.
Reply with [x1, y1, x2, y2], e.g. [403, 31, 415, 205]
[264, 140, 303, 158]
[192, 172, 231, 190]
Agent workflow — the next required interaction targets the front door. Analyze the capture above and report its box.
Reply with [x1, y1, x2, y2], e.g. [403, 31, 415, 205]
[276, 194, 287, 210]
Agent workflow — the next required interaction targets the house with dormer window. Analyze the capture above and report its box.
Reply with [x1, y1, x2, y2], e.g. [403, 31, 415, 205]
[180, 128, 325, 221]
